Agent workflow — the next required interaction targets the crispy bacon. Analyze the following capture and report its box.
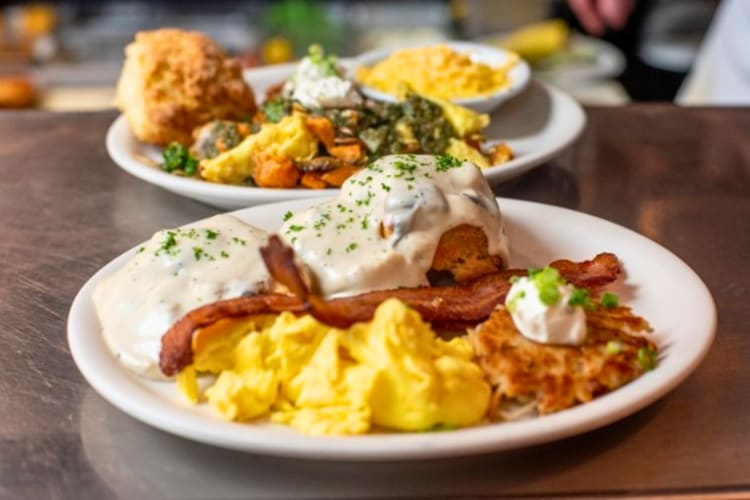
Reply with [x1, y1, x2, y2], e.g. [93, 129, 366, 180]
[158, 236, 621, 376]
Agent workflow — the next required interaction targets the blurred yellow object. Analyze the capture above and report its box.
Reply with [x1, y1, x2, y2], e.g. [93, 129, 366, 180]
[20, 4, 56, 37]
[499, 19, 569, 64]
[261, 36, 293, 65]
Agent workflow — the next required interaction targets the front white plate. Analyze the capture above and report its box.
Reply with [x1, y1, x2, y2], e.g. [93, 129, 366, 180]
[68, 198, 715, 460]
[106, 63, 585, 210]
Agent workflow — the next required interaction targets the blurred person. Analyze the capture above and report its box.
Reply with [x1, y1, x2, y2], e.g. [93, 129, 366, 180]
[676, 0, 750, 104]
[569, 0, 748, 104]
[567, 0, 638, 35]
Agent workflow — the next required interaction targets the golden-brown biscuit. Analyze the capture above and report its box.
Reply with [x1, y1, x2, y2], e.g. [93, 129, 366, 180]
[115, 29, 256, 146]
[430, 224, 505, 283]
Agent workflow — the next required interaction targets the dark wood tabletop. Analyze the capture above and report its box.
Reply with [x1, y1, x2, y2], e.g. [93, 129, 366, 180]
[1, 108, 748, 499]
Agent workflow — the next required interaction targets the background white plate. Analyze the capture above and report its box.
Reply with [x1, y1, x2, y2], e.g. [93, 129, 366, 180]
[68, 198, 715, 460]
[106, 63, 585, 210]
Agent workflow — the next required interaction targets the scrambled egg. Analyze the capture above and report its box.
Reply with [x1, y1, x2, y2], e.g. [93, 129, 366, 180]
[200, 113, 318, 184]
[177, 299, 491, 435]
[446, 138, 489, 168]
[430, 95, 490, 137]
[358, 45, 516, 100]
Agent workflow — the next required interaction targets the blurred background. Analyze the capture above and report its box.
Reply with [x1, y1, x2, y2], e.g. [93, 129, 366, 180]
[0, 0, 718, 110]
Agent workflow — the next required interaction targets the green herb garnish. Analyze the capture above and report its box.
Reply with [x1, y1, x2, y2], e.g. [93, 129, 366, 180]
[605, 340, 621, 355]
[568, 287, 597, 311]
[204, 229, 218, 240]
[162, 143, 198, 175]
[531, 267, 563, 306]
[283, 211, 294, 222]
[436, 154, 462, 171]
[261, 98, 290, 124]
[637, 347, 658, 370]
[601, 292, 620, 308]
[307, 44, 339, 76]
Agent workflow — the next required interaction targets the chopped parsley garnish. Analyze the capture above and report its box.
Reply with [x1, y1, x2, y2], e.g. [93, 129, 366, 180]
[637, 347, 658, 370]
[601, 292, 620, 308]
[287, 224, 306, 232]
[162, 143, 198, 175]
[283, 211, 294, 222]
[193, 247, 204, 261]
[220, 250, 229, 258]
[436, 154, 461, 171]
[155, 230, 178, 256]
[136, 246, 145, 253]
[232, 236, 246, 246]
[346, 242, 358, 253]
[204, 229, 218, 240]
[380, 183, 391, 192]
[261, 98, 290, 124]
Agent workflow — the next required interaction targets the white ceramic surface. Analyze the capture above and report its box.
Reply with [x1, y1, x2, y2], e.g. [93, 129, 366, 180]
[68, 198, 716, 461]
[352, 41, 531, 112]
[106, 63, 585, 210]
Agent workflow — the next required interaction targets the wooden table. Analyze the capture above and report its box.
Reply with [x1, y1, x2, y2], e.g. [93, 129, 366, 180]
[1, 109, 748, 499]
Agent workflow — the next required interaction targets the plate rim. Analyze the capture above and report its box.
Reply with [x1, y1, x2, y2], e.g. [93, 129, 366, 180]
[67, 197, 716, 460]
[105, 76, 586, 208]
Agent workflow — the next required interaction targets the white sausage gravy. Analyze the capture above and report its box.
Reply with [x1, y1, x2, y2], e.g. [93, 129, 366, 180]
[93, 215, 272, 378]
[281, 154, 509, 297]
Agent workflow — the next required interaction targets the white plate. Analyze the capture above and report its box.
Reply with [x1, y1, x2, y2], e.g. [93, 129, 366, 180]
[106, 63, 585, 210]
[68, 198, 715, 460]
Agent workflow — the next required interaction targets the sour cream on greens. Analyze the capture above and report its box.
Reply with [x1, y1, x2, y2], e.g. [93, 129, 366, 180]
[283, 45, 362, 109]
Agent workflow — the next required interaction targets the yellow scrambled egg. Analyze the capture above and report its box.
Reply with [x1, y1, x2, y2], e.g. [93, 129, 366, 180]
[358, 45, 516, 100]
[177, 299, 490, 435]
[446, 138, 489, 168]
[200, 113, 318, 184]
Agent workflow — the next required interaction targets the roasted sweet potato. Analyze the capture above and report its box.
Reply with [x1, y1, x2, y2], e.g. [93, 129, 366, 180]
[304, 115, 336, 149]
[252, 152, 300, 188]
[488, 143, 514, 165]
[300, 172, 328, 189]
[321, 165, 360, 187]
[328, 142, 364, 162]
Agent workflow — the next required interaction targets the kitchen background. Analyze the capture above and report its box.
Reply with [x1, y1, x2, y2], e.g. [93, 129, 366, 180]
[0, 0, 717, 110]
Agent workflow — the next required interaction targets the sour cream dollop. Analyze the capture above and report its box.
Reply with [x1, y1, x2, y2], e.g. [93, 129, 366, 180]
[283, 48, 362, 109]
[93, 215, 272, 378]
[505, 275, 587, 345]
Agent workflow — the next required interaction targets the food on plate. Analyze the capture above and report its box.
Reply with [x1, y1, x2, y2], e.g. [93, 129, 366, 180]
[356, 44, 519, 100]
[93, 214, 273, 378]
[159, 234, 621, 377]
[176, 299, 490, 435]
[115, 40, 514, 187]
[156, 235, 654, 435]
[115, 29, 257, 146]
[282, 44, 363, 109]
[471, 267, 656, 418]
[281, 154, 509, 297]
[92, 154, 657, 435]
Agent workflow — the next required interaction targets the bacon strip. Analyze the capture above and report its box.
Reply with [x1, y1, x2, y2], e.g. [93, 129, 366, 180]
[159, 236, 621, 376]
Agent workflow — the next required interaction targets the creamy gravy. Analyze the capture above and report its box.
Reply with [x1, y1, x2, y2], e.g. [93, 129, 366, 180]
[281, 154, 509, 297]
[93, 215, 271, 378]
